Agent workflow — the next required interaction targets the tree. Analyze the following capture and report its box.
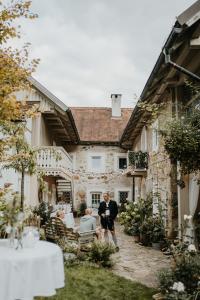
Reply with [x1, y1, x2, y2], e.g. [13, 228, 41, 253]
[0, 0, 39, 156]
[0, 0, 39, 209]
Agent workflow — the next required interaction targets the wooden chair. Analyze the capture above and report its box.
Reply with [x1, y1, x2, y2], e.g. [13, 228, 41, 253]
[44, 217, 79, 248]
[78, 230, 96, 252]
[44, 219, 60, 244]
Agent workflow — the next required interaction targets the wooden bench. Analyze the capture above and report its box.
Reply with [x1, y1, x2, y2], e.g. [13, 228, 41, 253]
[44, 217, 96, 251]
[44, 217, 79, 247]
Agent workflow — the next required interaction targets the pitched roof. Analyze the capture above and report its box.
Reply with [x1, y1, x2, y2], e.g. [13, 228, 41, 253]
[71, 107, 132, 144]
[28, 76, 80, 144]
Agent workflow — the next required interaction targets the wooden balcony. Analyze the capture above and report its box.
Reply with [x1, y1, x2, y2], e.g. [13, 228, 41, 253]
[124, 151, 148, 177]
[37, 146, 72, 180]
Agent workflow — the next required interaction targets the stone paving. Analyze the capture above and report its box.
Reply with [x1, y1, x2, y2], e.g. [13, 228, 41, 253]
[111, 223, 171, 288]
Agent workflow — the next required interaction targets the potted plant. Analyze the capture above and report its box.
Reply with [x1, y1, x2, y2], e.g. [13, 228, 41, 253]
[131, 221, 140, 242]
[151, 217, 165, 250]
[139, 217, 153, 246]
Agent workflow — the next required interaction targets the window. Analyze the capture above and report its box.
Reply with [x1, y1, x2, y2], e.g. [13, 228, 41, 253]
[91, 156, 102, 170]
[118, 157, 127, 169]
[119, 191, 129, 203]
[91, 192, 101, 208]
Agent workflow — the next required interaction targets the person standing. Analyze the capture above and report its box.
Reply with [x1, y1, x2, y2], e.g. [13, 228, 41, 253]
[98, 192, 119, 250]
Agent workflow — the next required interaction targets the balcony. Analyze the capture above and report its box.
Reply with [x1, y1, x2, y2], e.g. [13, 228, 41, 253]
[125, 151, 148, 177]
[37, 146, 73, 180]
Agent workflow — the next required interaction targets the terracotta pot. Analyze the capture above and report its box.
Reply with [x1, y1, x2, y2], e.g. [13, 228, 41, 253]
[133, 235, 140, 243]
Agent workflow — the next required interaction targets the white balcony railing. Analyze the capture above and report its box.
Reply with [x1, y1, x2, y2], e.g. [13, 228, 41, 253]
[37, 146, 73, 180]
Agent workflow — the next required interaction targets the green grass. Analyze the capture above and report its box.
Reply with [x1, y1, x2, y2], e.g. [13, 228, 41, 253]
[38, 264, 155, 300]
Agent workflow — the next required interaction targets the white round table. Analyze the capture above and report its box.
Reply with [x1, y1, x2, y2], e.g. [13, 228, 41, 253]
[0, 240, 65, 300]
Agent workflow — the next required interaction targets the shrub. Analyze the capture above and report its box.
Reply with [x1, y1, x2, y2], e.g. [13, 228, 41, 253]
[33, 201, 53, 226]
[158, 269, 175, 294]
[158, 243, 200, 299]
[161, 108, 200, 175]
[87, 241, 116, 268]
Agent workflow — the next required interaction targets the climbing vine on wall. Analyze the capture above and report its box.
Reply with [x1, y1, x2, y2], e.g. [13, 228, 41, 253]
[161, 108, 200, 175]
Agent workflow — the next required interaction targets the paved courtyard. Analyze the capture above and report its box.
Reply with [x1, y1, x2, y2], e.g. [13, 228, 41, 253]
[111, 223, 170, 288]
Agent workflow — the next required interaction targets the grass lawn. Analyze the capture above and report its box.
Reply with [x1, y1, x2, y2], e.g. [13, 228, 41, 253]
[38, 264, 155, 300]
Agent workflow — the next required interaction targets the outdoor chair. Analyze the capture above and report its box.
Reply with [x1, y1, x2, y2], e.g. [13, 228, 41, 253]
[78, 230, 96, 252]
[44, 217, 79, 248]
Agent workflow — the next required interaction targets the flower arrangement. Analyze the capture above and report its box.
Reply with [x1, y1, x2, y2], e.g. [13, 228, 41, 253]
[0, 186, 36, 247]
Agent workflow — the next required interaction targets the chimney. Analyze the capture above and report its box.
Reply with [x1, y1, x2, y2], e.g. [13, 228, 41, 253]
[111, 94, 122, 117]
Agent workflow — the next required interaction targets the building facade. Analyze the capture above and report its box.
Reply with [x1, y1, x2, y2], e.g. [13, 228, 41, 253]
[69, 96, 133, 210]
[120, 1, 200, 240]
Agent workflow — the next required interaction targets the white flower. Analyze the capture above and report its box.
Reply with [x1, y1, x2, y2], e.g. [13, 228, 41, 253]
[0, 211, 4, 217]
[188, 244, 197, 252]
[184, 214, 192, 221]
[172, 282, 185, 292]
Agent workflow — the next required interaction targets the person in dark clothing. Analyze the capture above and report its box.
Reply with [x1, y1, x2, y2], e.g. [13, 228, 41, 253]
[98, 192, 119, 250]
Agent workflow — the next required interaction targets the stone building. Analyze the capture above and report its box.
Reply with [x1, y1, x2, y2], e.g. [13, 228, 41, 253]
[120, 1, 200, 240]
[68, 94, 133, 210]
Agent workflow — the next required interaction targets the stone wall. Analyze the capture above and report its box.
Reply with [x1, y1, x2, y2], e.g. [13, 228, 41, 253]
[68, 145, 132, 209]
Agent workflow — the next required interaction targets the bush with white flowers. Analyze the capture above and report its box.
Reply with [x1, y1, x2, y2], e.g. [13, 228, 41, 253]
[158, 242, 200, 299]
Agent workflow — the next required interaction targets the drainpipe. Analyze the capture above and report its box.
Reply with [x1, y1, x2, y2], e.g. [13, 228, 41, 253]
[163, 49, 200, 82]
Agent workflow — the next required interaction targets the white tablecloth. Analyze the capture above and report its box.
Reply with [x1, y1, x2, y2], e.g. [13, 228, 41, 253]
[0, 240, 65, 300]
[65, 212, 75, 229]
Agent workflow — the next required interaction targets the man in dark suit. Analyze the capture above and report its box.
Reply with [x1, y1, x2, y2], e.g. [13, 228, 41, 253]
[98, 192, 119, 250]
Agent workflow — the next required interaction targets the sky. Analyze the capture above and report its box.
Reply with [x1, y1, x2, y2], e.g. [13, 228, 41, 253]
[13, 0, 196, 108]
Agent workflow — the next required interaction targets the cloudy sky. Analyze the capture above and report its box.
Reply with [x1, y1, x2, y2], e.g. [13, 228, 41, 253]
[15, 0, 196, 107]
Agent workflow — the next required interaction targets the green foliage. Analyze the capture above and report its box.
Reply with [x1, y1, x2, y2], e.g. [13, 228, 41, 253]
[151, 216, 165, 243]
[119, 193, 166, 246]
[174, 253, 200, 293]
[161, 108, 200, 174]
[158, 245, 200, 299]
[158, 269, 175, 294]
[128, 150, 148, 168]
[87, 241, 116, 268]
[119, 202, 141, 235]
[37, 265, 155, 300]
[33, 201, 53, 226]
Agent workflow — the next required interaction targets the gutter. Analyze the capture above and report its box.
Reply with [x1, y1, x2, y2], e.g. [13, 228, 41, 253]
[163, 48, 200, 82]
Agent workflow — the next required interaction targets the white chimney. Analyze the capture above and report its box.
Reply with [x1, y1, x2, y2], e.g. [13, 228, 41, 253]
[111, 94, 122, 117]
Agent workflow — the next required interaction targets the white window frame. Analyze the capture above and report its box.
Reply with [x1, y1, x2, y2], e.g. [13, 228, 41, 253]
[88, 152, 105, 172]
[91, 192, 102, 208]
[87, 188, 106, 207]
[152, 119, 159, 152]
[114, 153, 128, 171]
